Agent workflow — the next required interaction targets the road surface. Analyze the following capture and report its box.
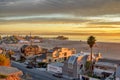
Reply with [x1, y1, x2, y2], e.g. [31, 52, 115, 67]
[11, 61, 70, 80]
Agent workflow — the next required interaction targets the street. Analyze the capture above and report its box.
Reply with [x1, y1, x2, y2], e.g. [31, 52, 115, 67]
[11, 61, 70, 80]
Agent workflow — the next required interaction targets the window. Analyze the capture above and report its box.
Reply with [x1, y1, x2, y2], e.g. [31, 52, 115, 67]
[64, 57, 67, 61]
[64, 52, 67, 56]
[55, 59, 57, 62]
[80, 64, 83, 69]
[68, 56, 77, 69]
[49, 59, 51, 62]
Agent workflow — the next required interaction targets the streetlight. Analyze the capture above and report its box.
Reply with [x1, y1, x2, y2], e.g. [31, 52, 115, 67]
[114, 64, 117, 80]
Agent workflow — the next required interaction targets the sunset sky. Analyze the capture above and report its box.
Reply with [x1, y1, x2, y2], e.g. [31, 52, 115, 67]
[0, 0, 120, 35]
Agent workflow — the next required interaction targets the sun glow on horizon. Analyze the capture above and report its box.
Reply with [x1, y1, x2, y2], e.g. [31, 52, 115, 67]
[0, 23, 120, 34]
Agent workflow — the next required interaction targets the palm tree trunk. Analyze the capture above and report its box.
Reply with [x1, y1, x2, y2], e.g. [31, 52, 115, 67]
[90, 47, 92, 63]
[90, 47, 93, 75]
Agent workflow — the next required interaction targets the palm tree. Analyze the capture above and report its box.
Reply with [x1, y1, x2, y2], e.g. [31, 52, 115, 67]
[87, 36, 96, 73]
[0, 35, 1, 40]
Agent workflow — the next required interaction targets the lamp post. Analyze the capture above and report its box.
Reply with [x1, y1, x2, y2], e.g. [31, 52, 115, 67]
[114, 64, 117, 80]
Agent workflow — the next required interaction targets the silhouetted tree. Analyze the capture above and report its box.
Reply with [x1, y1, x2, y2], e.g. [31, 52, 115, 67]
[0, 35, 1, 40]
[87, 36, 96, 73]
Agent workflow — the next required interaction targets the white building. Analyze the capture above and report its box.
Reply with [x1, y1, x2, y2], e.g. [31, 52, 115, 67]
[116, 66, 120, 80]
[94, 58, 120, 79]
[47, 62, 63, 73]
[33, 39, 41, 43]
[18, 40, 29, 44]
[63, 52, 101, 79]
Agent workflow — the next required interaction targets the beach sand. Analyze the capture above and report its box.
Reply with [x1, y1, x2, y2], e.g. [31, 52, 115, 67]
[39, 39, 120, 60]
[1, 39, 120, 60]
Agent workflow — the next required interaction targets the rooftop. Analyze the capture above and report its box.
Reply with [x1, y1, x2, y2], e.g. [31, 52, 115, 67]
[49, 62, 64, 67]
[21, 45, 39, 49]
[98, 58, 120, 64]
[72, 52, 90, 57]
[47, 49, 54, 53]
[0, 66, 22, 75]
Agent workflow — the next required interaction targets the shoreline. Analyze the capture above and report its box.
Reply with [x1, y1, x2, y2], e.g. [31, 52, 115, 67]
[68, 39, 120, 44]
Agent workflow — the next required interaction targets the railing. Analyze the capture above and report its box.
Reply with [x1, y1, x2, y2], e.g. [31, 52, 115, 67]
[105, 73, 114, 80]
[79, 75, 100, 80]
[94, 68, 114, 74]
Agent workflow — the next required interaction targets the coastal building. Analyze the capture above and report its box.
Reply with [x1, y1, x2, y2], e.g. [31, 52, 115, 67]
[0, 47, 7, 54]
[46, 47, 76, 63]
[47, 62, 64, 73]
[0, 47, 3, 54]
[94, 58, 120, 79]
[21, 45, 42, 56]
[0, 66, 23, 80]
[62, 52, 101, 79]
[18, 40, 29, 44]
[35, 53, 47, 63]
[32, 39, 41, 43]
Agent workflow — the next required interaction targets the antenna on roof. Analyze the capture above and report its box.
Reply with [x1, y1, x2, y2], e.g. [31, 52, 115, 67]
[30, 32, 32, 46]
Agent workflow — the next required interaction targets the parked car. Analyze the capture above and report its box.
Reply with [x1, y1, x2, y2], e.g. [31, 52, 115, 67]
[26, 64, 33, 69]
[24, 61, 29, 65]
[72, 78, 80, 80]
[52, 73, 63, 78]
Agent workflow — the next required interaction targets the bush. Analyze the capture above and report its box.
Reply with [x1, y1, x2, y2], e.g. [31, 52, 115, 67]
[38, 62, 47, 68]
[0, 74, 7, 79]
[85, 61, 91, 70]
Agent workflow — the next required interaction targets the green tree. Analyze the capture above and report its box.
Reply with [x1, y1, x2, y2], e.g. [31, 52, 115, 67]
[87, 36, 96, 73]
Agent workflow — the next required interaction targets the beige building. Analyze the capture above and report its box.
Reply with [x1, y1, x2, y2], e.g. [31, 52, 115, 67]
[47, 47, 76, 63]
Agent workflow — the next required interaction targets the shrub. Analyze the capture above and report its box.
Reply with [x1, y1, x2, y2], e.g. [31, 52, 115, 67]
[38, 62, 47, 68]
[85, 61, 91, 70]
[0, 74, 7, 79]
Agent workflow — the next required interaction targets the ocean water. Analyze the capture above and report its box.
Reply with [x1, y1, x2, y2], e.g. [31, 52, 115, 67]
[40, 35, 120, 43]
[1, 34, 120, 43]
